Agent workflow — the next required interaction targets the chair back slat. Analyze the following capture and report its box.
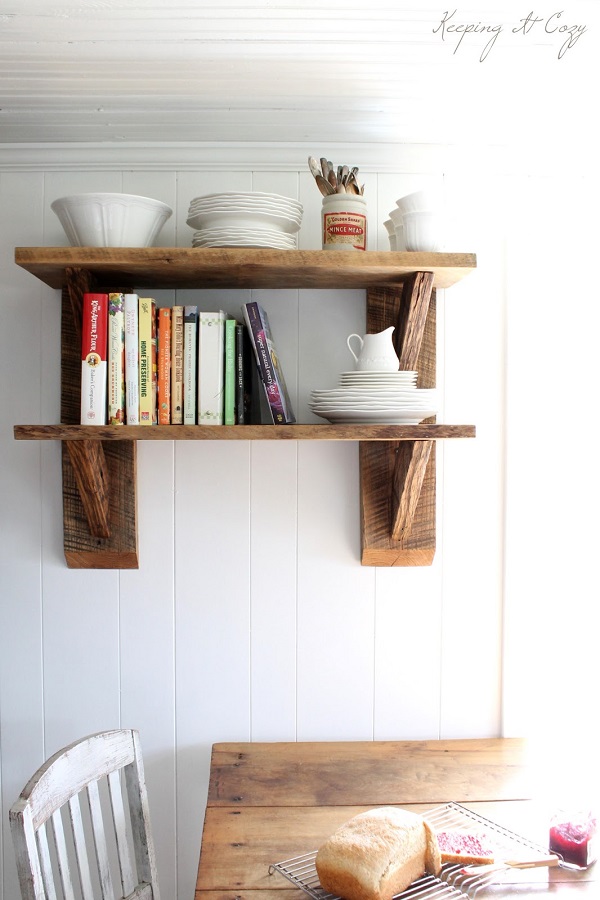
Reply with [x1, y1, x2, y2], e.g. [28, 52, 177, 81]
[36, 823, 59, 900]
[108, 769, 136, 897]
[12, 807, 46, 900]
[51, 807, 76, 900]
[68, 793, 96, 900]
[10, 730, 160, 900]
[87, 779, 116, 899]
[124, 733, 159, 890]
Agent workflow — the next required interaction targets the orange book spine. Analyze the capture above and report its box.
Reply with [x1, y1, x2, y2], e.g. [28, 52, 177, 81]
[157, 307, 171, 425]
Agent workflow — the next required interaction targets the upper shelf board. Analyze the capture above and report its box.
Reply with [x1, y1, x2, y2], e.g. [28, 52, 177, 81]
[15, 248, 477, 291]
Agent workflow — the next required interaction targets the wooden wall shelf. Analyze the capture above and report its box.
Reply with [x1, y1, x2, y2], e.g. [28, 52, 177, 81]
[14, 247, 476, 569]
[15, 247, 475, 291]
[15, 424, 475, 442]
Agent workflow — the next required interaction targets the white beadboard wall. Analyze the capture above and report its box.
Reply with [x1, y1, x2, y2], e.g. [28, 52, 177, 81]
[0, 143, 598, 900]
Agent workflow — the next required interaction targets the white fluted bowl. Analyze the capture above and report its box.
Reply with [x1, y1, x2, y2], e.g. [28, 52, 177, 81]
[51, 192, 173, 247]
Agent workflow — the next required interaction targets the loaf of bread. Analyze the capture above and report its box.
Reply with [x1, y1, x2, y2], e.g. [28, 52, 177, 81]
[315, 807, 442, 900]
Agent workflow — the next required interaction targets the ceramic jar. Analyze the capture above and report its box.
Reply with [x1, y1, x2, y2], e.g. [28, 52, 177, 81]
[322, 194, 367, 251]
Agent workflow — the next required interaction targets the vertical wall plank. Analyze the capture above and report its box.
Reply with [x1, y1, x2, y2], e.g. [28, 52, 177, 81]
[0, 171, 47, 900]
[175, 437, 252, 900]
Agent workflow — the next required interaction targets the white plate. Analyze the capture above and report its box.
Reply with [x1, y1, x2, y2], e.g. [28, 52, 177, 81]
[311, 409, 436, 424]
[189, 200, 302, 216]
[339, 379, 419, 386]
[339, 370, 417, 377]
[311, 385, 437, 398]
[193, 238, 297, 249]
[338, 381, 420, 391]
[193, 233, 296, 246]
[308, 403, 437, 418]
[189, 191, 303, 208]
[309, 401, 437, 411]
[187, 210, 301, 233]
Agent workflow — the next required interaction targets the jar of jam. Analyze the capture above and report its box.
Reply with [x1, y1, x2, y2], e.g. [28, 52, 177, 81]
[549, 807, 597, 869]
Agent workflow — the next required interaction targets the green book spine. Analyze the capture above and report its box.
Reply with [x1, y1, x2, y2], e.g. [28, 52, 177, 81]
[224, 317, 237, 425]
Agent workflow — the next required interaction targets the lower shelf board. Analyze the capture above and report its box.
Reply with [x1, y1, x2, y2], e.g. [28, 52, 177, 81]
[14, 423, 476, 441]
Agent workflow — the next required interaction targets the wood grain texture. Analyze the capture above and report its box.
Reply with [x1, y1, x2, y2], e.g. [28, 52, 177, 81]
[206, 739, 531, 808]
[396, 271, 435, 371]
[391, 440, 434, 542]
[65, 440, 110, 538]
[15, 248, 476, 291]
[360, 286, 438, 566]
[196, 740, 599, 899]
[15, 423, 476, 442]
[62, 441, 138, 568]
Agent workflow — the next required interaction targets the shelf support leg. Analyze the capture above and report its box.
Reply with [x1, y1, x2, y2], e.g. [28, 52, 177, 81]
[360, 275, 436, 566]
[391, 439, 434, 542]
[64, 440, 110, 538]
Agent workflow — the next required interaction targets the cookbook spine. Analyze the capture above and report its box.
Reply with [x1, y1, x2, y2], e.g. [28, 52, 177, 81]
[242, 301, 295, 425]
[108, 292, 125, 425]
[157, 306, 171, 425]
[124, 293, 140, 424]
[138, 297, 155, 424]
[80, 292, 108, 425]
[224, 317, 238, 425]
[197, 310, 226, 425]
[171, 305, 184, 424]
[183, 305, 198, 424]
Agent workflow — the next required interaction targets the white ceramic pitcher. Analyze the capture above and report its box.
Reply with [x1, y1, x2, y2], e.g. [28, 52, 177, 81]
[346, 326, 399, 371]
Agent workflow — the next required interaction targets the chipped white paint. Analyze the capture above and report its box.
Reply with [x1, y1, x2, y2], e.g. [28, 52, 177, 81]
[9, 730, 159, 900]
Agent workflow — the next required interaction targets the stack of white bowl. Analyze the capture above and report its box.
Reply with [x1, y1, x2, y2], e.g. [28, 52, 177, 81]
[186, 192, 302, 248]
[386, 190, 443, 252]
[309, 370, 438, 424]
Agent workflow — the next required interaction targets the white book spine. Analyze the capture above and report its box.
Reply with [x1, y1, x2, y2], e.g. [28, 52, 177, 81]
[108, 293, 125, 425]
[80, 292, 107, 425]
[197, 310, 225, 425]
[124, 293, 140, 425]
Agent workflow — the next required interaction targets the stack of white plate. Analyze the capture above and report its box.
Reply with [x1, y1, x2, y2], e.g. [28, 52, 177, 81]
[309, 371, 438, 424]
[187, 192, 303, 248]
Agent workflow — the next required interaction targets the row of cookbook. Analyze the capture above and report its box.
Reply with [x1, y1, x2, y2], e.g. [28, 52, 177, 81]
[80, 292, 296, 426]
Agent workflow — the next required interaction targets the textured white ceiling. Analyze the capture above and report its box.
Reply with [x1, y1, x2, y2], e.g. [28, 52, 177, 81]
[0, 1, 596, 146]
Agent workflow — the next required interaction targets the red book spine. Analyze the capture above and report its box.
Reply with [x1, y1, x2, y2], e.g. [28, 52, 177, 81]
[80, 292, 108, 425]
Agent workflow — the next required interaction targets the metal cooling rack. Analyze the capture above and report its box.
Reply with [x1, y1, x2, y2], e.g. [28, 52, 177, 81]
[269, 802, 553, 900]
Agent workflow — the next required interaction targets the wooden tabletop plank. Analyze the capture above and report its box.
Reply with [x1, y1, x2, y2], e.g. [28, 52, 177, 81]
[207, 739, 533, 807]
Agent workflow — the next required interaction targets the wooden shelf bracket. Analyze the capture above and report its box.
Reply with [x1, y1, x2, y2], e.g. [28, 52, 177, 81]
[360, 274, 439, 566]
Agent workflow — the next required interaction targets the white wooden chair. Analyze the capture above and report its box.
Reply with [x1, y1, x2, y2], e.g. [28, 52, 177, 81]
[9, 729, 160, 900]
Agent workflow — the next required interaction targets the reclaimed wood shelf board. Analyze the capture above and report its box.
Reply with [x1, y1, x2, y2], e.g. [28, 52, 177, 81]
[14, 424, 476, 442]
[15, 247, 477, 291]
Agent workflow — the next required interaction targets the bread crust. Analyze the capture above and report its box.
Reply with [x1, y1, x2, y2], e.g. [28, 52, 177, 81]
[315, 807, 442, 900]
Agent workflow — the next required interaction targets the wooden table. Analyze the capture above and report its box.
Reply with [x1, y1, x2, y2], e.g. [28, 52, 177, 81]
[195, 740, 598, 900]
